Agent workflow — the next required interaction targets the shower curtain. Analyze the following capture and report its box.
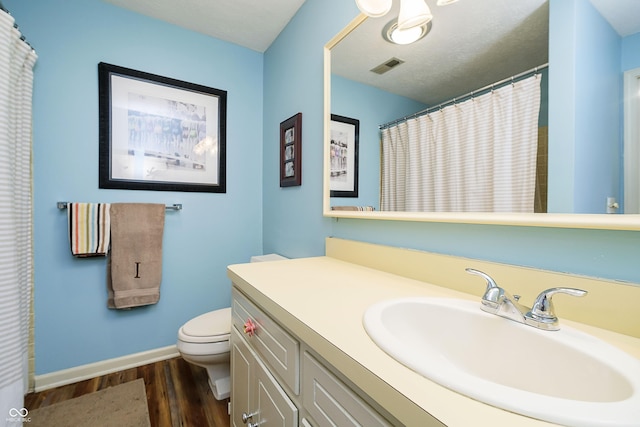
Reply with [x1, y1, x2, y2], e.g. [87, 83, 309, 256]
[0, 7, 37, 425]
[381, 74, 541, 212]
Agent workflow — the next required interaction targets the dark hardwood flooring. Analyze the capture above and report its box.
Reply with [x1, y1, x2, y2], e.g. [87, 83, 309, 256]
[24, 357, 230, 427]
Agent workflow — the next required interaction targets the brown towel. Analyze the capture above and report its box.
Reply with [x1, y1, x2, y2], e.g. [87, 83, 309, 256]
[107, 203, 165, 309]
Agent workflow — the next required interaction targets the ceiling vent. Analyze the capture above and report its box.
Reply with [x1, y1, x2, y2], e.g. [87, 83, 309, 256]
[370, 57, 405, 75]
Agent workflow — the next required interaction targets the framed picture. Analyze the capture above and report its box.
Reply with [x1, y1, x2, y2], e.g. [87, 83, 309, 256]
[330, 114, 359, 198]
[98, 62, 227, 193]
[280, 112, 302, 187]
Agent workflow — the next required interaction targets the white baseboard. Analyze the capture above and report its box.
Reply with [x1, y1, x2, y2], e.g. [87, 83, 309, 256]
[34, 345, 180, 392]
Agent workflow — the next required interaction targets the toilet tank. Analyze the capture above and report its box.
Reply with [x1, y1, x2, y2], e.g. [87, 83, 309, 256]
[250, 253, 287, 263]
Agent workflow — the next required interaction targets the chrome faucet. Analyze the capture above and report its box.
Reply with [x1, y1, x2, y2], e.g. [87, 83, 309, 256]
[465, 268, 587, 331]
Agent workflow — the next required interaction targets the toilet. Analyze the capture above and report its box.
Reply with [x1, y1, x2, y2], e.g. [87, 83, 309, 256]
[176, 253, 287, 400]
[177, 307, 232, 400]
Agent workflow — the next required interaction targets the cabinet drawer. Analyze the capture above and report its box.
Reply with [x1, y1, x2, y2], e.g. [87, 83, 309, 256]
[302, 352, 392, 427]
[232, 288, 300, 394]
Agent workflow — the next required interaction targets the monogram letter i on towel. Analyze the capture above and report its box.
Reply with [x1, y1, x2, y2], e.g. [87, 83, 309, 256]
[108, 203, 165, 309]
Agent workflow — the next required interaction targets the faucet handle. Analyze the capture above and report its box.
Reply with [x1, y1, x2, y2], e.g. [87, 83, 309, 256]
[465, 268, 503, 305]
[528, 287, 587, 329]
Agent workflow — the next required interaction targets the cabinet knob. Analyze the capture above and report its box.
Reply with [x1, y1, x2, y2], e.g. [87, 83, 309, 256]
[242, 412, 258, 427]
[243, 318, 257, 337]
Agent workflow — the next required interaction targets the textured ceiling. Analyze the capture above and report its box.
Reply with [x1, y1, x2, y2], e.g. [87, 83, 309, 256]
[332, 0, 549, 106]
[590, 0, 640, 37]
[102, 0, 306, 52]
[332, 0, 640, 107]
[102, 0, 640, 105]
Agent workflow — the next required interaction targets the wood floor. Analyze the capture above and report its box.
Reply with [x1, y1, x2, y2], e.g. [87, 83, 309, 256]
[25, 357, 230, 427]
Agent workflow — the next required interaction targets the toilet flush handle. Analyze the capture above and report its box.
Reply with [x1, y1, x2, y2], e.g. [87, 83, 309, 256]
[243, 318, 257, 337]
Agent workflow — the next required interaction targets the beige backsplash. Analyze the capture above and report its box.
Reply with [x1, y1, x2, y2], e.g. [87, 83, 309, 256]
[326, 237, 640, 338]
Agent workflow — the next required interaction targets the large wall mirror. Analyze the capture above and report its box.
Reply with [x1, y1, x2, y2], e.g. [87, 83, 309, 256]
[322, 0, 640, 229]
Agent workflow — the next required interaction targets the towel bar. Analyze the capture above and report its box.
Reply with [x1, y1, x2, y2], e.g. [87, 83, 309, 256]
[57, 202, 182, 211]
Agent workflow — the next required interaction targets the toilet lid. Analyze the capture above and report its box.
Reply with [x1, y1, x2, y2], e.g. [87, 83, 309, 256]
[182, 307, 231, 339]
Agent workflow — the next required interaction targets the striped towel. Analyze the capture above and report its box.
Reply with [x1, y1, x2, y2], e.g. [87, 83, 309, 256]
[330, 206, 375, 211]
[68, 203, 111, 257]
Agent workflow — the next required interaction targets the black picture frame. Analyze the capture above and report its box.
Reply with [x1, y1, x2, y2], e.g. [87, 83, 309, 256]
[98, 62, 227, 193]
[280, 112, 302, 187]
[330, 114, 359, 198]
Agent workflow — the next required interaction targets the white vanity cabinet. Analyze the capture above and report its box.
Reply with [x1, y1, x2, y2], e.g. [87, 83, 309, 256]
[301, 351, 393, 427]
[231, 328, 298, 427]
[230, 287, 395, 427]
[227, 247, 640, 426]
[231, 289, 299, 427]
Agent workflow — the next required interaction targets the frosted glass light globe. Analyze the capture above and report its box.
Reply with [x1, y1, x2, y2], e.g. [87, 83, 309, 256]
[355, 0, 393, 18]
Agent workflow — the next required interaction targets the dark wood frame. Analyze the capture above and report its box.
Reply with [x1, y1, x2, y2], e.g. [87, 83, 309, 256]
[279, 112, 302, 187]
[98, 62, 227, 193]
[330, 114, 359, 198]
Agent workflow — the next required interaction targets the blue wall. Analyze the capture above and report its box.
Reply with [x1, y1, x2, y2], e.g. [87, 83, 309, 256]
[263, 0, 640, 283]
[547, 0, 577, 212]
[623, 32, 640, 71]
[548, 0, 621, 213]
[261, 0, 344, 258]
[7, 0, 640, 377]
[6, 0, 263, 375]
[330, 75, 427, 209]
[330, 70, 548, 210]
[572, 0, 621, 214]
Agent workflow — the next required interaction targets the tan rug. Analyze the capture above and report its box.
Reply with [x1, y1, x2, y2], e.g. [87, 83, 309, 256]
[29, 379, 151, 427]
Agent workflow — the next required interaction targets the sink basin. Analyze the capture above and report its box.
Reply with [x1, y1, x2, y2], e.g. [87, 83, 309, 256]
[363, 297, 640, 427]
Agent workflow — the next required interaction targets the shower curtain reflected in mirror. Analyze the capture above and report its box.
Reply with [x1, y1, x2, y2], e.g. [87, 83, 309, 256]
[381, 74, 541, 213]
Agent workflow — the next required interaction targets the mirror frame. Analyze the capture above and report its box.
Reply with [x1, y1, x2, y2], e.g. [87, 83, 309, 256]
[323, 14, 640, 231]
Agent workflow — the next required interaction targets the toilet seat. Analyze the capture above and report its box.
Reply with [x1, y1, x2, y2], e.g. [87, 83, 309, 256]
[178, 307, 231, 344]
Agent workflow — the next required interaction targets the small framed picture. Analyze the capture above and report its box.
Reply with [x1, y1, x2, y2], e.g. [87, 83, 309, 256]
[280, 113, 302, 187]
[98, 62, 227, 193]
[330, 114, 359, 198]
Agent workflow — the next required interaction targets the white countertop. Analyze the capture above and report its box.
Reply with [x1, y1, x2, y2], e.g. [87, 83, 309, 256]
[227, 256, 640, 427]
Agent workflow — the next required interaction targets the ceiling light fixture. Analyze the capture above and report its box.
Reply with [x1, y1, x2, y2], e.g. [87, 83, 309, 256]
[355, 0, 454, 45]
[355, 0, 393, 18]
[383, 19, 430, 45]
[397, 0, 432, 30]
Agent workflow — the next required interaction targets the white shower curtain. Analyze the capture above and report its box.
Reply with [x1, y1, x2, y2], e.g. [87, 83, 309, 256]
[0, 8, 37, 426]
[381, 74, 541, 212]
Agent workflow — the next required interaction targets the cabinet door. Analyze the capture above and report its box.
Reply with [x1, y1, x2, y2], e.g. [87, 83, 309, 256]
[231, 328, 254, 427]
[231, 327, 298, 427]
[254, 356, 298, 427]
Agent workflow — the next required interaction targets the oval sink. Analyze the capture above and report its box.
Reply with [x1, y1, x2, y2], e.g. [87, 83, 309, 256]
[363, 297, 640, 427]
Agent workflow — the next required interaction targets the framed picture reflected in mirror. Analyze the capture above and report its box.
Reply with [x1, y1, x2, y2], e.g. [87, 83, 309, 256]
[330, 114, 359, 198]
